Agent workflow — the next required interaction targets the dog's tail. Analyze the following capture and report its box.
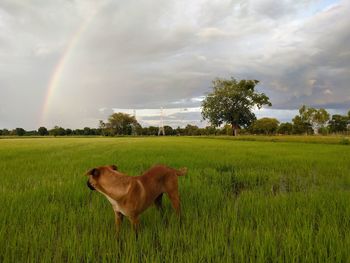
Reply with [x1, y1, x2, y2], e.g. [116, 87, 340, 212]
[176, 167, 188, 176]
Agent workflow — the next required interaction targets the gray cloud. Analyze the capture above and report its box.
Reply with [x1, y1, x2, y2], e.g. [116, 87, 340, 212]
[139, 111, 206, 128]
[0, 0, 349, 129]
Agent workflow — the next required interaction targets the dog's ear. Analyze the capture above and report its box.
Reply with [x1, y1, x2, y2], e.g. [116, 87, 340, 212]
[86, 168, 100, 177]
[110, 165, 118, 171]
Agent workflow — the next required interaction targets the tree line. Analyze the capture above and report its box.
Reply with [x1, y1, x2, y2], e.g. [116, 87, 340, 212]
[1, 106, 349, 137]
[1, 77, 349, 137]
[0, 122, 237, 137]
[248, 106, 350, 135]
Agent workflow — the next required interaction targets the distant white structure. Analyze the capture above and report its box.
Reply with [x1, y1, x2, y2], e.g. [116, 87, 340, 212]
[158, 107, 165, 136]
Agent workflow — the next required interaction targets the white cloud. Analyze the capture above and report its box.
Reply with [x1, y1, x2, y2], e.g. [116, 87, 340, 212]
[323, 89, 333, 95]
[196, 27, 229, 39]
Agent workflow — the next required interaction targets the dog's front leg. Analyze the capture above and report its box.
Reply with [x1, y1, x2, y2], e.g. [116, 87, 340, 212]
[128, 216, 140, 238]
[114, 211, 124, 236]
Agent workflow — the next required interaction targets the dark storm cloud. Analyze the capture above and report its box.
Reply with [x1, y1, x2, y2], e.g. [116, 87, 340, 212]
[0, 0, 349, 129]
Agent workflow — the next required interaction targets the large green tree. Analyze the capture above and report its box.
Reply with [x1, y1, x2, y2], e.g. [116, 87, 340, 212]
[201, 78, 271, 136]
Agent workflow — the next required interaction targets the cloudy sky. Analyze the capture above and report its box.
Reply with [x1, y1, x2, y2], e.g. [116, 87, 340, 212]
[0, 0, 349, 129]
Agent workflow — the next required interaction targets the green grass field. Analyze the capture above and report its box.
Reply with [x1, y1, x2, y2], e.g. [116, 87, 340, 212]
[1, 137, 350, 262]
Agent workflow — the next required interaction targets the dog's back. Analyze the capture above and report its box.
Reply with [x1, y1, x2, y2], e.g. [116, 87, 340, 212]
[141, 164, 187, 178]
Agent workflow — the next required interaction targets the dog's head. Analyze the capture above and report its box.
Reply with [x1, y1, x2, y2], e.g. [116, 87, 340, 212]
[85, 165, 118, 191]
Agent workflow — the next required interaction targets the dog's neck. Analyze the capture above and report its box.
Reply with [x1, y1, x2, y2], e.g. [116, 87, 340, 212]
[112, 170, 127, 177]
[100, 172, 132, 201]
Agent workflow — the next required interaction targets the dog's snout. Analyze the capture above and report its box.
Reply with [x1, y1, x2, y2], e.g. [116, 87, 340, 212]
[87, 180, 95, 191]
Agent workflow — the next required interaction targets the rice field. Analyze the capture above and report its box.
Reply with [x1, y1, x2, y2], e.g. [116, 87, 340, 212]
[0, 137, 350, 262]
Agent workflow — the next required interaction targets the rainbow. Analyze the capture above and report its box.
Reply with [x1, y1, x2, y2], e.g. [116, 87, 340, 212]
[40, 9, 98, 126]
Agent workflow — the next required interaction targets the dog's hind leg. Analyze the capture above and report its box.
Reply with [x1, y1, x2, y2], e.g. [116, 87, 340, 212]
[164, 176, 181, 218]
[166, 190, 181, 217]
[154, 193, 164, 213]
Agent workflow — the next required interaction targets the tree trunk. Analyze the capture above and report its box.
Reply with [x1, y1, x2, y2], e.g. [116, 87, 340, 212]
[231, 124, 238, 136]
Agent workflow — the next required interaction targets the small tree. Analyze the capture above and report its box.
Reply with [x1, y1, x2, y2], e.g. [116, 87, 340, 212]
[76, 129, 85, 135]
[38, 127, 49, 136]
[204, 126, 218, 135]
[184, 124, 200, 136]
[297, 105, 330, 135]
[49, 126, 66, 136]
[329, 114, 348, 133]
[175, 126, 184, 136]
[15, 128, 26, 136]
[148, 126, 159, 136]
[1, 129, 10, 136]
[202, 78, 271, 136]
[83, 127, 92, 135]
[277, 122, 293, 135]
[99, 120, 107, 136]
[65, 129, 73, 135]
[250, 118, 279, 135]
[164, 125, 175, 136]
[221, 124, 233, 136]
[292, 115, 312, 134]
[312, 108, 330, 134]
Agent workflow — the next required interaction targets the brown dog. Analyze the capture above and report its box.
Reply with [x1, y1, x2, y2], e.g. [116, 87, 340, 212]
[85, 164, 187, 234]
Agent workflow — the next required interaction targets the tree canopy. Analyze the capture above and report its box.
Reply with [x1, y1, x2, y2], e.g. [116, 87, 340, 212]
[277, 122, 293, 135]
[103, 112, 141, 136]
[14, 128, 25, 136]
[250, 118, 279, 135]
[201, 77, 271, 135]
[38, 127, 49, 136]
[329, 114, 348, 133]
[294, 105, 330, 134]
